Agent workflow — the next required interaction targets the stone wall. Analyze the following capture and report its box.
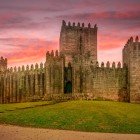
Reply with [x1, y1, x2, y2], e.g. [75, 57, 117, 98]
[123, 36, 140, 103]
[73, 61, 128, 101]
[0, 21, 139, 103]
[0, 50, 64, 103]
[0, 57, 128, 103]
[0, 63, 45, 103]
[60, 20, 97, 66]
[0, 57, 7, 73]
[45, 50, 64, 95]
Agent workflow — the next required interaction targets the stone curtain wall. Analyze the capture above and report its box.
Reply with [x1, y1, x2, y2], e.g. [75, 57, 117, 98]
[0, 50, 64, 103]
[73, 62, 128, 101]
[0, 63, 45, 103]
[0, 57, 128, 103]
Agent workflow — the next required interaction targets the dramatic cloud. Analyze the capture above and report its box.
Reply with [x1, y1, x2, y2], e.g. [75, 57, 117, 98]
[0, 38, 58, 67]
[56, 11, 140, 21]
[0, 0, 139, 66]
[0, 13, 31, 28]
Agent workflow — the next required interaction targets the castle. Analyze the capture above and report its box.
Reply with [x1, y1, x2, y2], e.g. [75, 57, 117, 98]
[0, 20, 140, 103]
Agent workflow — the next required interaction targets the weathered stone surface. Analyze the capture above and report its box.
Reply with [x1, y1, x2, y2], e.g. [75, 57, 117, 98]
[0, 21, 139, 103]
[60, 20, 97, 66]
[123, 36, 140, 103]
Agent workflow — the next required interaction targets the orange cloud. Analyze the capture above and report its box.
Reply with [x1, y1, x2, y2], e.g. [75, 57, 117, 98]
[98, 34, 125, 50]
[0, 38, 58, 67]
[0, 0, 139, 66]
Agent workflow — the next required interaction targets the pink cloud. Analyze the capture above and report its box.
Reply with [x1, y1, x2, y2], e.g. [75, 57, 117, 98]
[0, 0, 139, 66]
[0, 38, 58, 67]
[89, 11, 140, 20]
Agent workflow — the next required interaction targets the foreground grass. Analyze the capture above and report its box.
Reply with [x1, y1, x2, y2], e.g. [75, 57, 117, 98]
[0, 101, 53, 112]
[0, 100, 140, 133]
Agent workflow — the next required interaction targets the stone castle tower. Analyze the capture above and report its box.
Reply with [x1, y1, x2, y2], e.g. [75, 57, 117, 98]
[123, 36, 140, 102]
[0, 20, 140, 103]
[0, 57, 7, 73]
[60, 20, 97, 66]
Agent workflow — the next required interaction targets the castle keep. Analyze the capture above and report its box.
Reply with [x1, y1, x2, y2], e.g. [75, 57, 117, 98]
[0, 20, 140, 103]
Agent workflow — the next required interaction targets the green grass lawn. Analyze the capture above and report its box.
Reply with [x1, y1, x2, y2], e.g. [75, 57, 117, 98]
[0, 100, 140, 133]
[0, 101, 53, 112]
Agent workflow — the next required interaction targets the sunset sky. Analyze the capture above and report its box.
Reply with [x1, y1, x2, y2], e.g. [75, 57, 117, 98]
[0, 0, 140, 67]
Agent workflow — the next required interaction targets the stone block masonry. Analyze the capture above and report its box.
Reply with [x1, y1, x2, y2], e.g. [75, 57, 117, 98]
[0, 20, 139, 103]
[72, 61, 128, 101]
[123, 36, 140, 103]
[0, 50, 64, 103]
[60, 20, 97, 66]
[0, 62, 46, 103]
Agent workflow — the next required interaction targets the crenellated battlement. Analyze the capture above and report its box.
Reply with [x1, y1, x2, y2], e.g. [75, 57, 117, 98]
[123, 36, 140, 67]
[0, 56, 7, 64]
[2, 50, 64, 75]
[62, 20, 97, 31]
[60, 20, 97, 66]
[94, 61, 126, 69]
[45, 50, 65, 70]
[0, 21, 139, 103]
[123, 36, 140, 51]
[46, 50, 64, 60]
[6, 62, 45, 74]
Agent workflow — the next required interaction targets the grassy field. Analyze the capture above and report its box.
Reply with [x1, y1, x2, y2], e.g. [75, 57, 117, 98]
[0, 100, 140, 133]
[0, 101, 54, 113]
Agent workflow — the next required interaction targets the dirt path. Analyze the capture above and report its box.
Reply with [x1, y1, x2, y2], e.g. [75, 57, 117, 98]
[0, 124, 140, 140]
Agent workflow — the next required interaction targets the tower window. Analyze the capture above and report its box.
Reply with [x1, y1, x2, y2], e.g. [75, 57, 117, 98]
[134, 46, 136, 50]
